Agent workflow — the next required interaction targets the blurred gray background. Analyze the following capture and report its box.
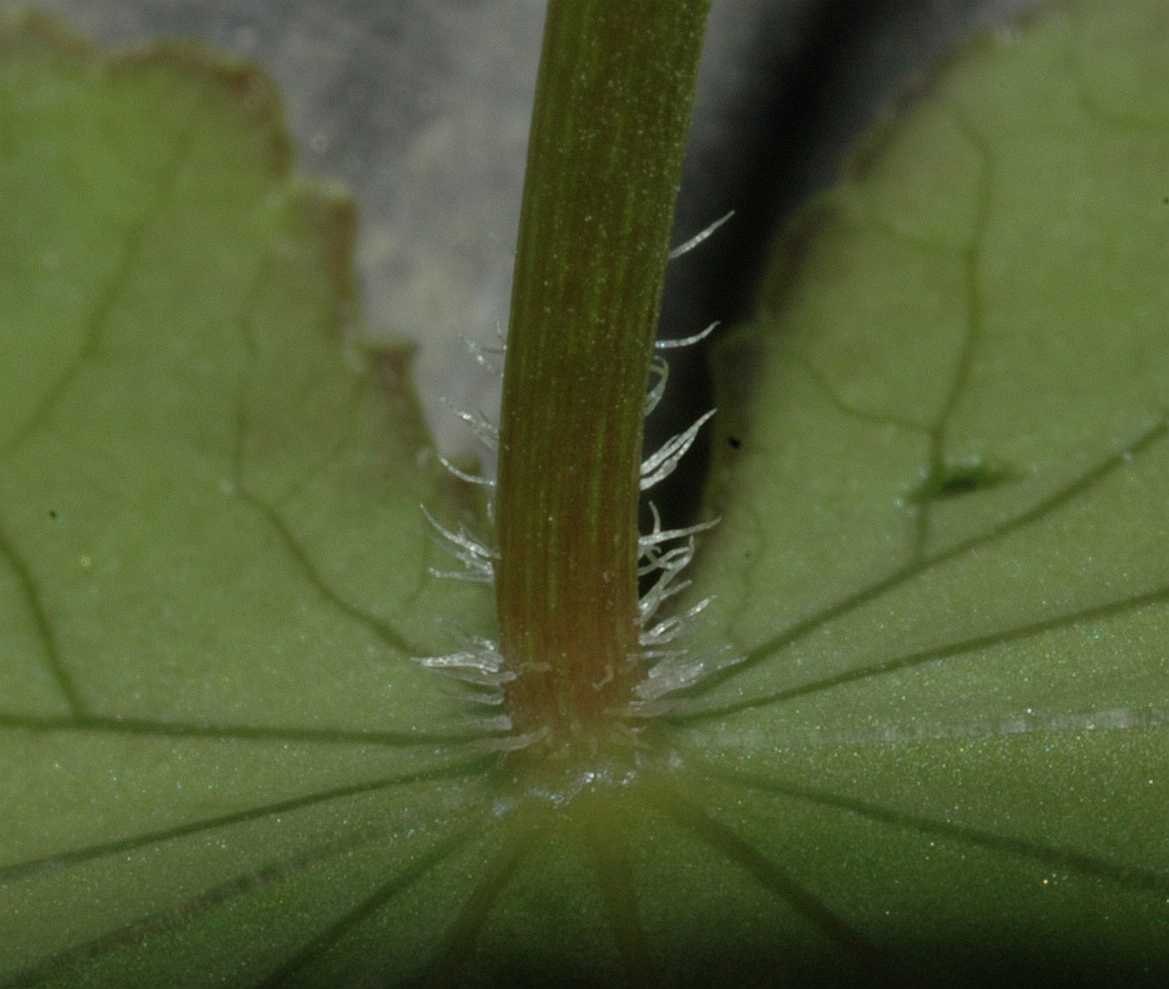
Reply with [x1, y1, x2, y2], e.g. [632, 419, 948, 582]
[20, 0, 1038, 498]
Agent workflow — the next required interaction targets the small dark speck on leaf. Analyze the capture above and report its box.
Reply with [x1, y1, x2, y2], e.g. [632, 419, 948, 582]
[908, 455, 1016, 503]
[728, 435, 742, 450]
[48, 509, 59, 520]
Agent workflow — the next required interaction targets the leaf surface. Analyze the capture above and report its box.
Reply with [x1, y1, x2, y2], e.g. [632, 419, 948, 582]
[0, 15, 500, 986]
[2, 2, 1169, 986]
[673, 0, 1169, 979]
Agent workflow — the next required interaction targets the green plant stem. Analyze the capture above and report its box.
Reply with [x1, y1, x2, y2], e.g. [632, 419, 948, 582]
[496, 0, 711, 741]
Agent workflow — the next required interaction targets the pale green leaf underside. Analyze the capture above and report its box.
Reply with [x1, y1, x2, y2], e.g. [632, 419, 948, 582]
[0, 15, 502, 986]
[2, 2, 1169, 986]
[678, 0, 1169, 974]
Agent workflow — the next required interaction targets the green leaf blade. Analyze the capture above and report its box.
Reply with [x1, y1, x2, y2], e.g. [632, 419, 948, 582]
[683, 0, 1169, 975]
[1, 16, 496, 985]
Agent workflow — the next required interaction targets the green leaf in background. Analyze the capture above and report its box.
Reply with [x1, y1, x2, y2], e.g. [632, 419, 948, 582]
[2, 0, 1168, 986]
[0, 13, 502, 987]
[676, 0, 1169, 979]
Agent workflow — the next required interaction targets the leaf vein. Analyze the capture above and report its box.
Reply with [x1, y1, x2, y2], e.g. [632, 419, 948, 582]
[0, 756, 491, 885]
[700, 416, 1167, 693]
[423, 812, 548, 985]
[0, 522, 83, 715]
[0, 821, 400, 989]
[642, 781, 884, 964]
[252, 823, 481, 988]
[226, 261, 422, 659]
[701, 763, 1169, 899]
[674, 580, 1169, 722]
[0, 100, 201, 462]
[0, 711, 495, 747]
